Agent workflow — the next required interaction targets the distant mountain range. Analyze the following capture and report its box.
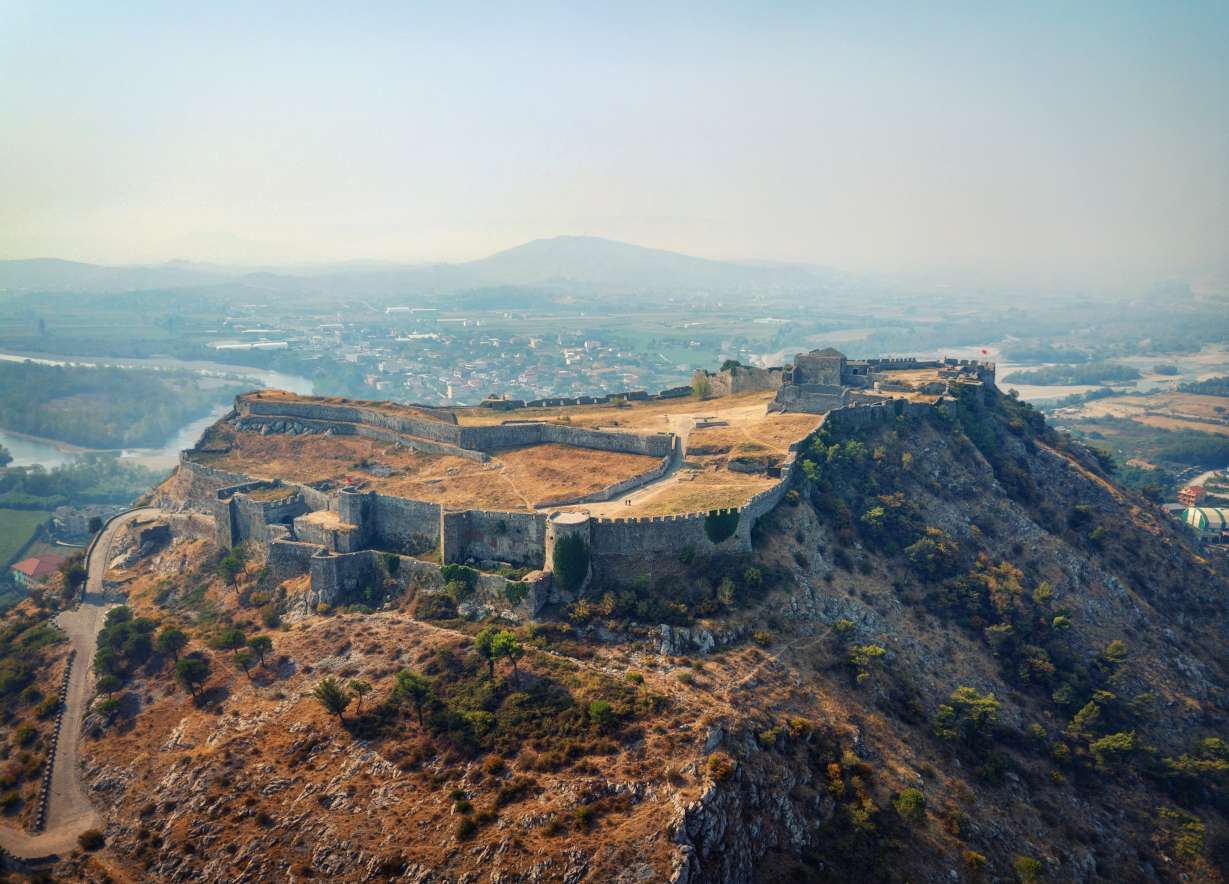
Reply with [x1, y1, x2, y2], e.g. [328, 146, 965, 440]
[0, 237, 835, 298]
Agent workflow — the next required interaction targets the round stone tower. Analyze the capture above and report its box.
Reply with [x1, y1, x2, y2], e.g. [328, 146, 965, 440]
[545, 511, 592, 595]
[337, 486, 369, 540]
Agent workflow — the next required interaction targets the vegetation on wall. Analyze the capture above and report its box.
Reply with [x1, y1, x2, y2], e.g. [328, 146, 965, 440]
[703, 509, 740, 544]
[551, 534, 590, 592]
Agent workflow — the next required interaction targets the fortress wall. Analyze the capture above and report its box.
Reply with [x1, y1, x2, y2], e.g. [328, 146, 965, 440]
[308, 550, 382, 609]
[268, 539, 320, 582]
[457, 422, 549, 451]
[708, 366, 784, 398]
[165, 512, 216, 545]
[769, 384, 847, 415]
[370, 493, 441, 555]
[230, 492, 309, 548]
[234, 393, 674, 459]
[543, 424, 674, 457]
[441, 509, 546, 568]
[291, 515, 333, 549]
[588, 509, 750, 560]
[861, 357, 943, 371]
[456, 421, 675, 457]
[297, 484, 334, 512]
[290, 514, 363, 553]
[239, 397, 463, 445]
[238, 414, 487, 462]
[174, 455, 255, 505]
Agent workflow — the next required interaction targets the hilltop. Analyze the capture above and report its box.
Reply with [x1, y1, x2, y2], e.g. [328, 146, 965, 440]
[1, 382, 1228, 882]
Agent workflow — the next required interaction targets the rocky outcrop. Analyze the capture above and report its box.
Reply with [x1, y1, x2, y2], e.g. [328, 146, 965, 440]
[669, 744, 836, 883]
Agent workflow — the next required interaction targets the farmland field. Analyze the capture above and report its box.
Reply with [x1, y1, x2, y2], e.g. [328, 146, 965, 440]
[0, 508, 51, 564]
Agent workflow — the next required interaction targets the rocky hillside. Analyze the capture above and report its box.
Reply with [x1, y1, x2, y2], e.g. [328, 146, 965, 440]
[5, 387, 1229, 883]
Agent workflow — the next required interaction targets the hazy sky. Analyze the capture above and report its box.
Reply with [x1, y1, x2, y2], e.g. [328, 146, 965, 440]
[1, 1, 1226, 279]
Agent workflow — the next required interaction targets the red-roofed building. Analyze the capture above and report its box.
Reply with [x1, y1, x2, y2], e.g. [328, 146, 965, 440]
[1179, 485, 1207, 507]
[11, 554, 63, 588]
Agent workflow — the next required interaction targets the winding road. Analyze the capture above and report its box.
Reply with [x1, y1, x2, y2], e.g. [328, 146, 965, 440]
[0, 507, 156, 860]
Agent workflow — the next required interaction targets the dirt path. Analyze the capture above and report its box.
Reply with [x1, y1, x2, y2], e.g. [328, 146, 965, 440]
[0, 507, 157, 860]
[579, 414, 694, 516]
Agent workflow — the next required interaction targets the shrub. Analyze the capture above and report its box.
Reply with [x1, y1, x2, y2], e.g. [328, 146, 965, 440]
[483, 755, 505, 775]
[78, 829, 105, 850]
[587, 700, 617, 732]
[892, 788, 926, 822]
[493, 777, 535, 808]
[1013, 855, 1043, 883]
[504, 582, 528, 606]
[963, 850, 987, 870]
[416, 594, 457, 620]
[444, 580, 473, 602]
[455, 816, 477, 840]
[440, 563, 478, 589]
[706, 752, 736, 782]
[751, 630, 772, 647]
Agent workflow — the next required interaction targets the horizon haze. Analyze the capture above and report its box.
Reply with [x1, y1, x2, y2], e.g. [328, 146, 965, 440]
[2, 2, 1227, 288]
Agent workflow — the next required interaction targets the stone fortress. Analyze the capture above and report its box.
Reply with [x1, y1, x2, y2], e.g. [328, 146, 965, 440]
[164, 350, 993, 616]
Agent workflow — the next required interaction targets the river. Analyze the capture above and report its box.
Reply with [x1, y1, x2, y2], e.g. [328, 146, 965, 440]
[0, 352, 313, 472]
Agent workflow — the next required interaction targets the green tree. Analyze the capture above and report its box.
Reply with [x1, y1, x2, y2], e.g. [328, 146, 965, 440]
[246, 634, 273, 666]
[474, 627, 499, 679]
[175, 656, 210, 699]
[933, 687, 1000, 747]
[349, 679, 372, 713]
[216, 554, 242, 590]
[312, 676, 351, 723]
[1090, 731, 1137, 769]
[211, 626, 246, 657]
[394, 670, 430, 725]
[904, 528, 959, 580]
[491, 630, 525, 684]
[95, 674, 122, 696]
[235, 649, 256, 678]
[156, 627, 188, 661]
[59, 555, 87, 595]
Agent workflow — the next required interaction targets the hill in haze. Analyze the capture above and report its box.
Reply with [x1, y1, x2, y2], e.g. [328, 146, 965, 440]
[0, 237, 830, 298]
